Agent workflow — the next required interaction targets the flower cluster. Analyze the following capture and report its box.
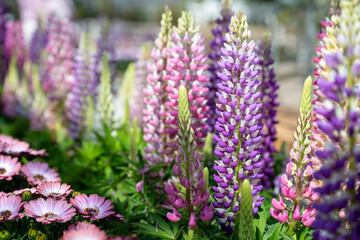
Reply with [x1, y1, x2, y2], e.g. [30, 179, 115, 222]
[208, 0, 233, 132]
[143, 7, 173, 165]
[270, 77, 316, 231]
[4, 21, 26, 71]
[165, 86, 213, 228]
[257, 34, 279, 188]
[166, 11, 210, 150]
[312, 1, 360, 239]
[0, 134, 47, 159]
[212, 13, 264, 232]
[0, 4, 7, 82]
[66, 33, 98, 140]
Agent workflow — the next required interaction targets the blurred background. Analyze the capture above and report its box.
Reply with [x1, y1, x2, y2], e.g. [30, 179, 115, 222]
[1, 0, 332, 146]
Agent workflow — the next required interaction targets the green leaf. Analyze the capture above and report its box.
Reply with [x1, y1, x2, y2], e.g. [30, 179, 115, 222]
[299, 228, 309, 240]
[133, 223, 174, 239]
[253, 206, 267, 235]
[149, 212, 174, 237]
[263, 223, 281, 240]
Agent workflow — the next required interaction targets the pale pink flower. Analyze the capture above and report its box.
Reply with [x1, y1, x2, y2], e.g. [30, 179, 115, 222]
[0, 155, 21, 180]
[60, 222, 107, 240]
[0, 195, 25, 221]
[21, 162, 61, 185]
[70, 194, 115, 220]
[13, 188, 37, 195]
[24, 198, 76, 224]
[0, 135, 47, 158]
[36, 181, 73, 199]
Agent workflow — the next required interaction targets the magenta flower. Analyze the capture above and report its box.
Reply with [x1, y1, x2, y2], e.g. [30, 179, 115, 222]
[60, 222, 107, 240]
[36, 181, 73, 199]
[21, 162, 61, 185]
[70, 193, 115, 220]
[0, 155, 20, 180]
[24, 198, 76, 224]
[0, 195, 25, 221]
[0, 134, 47, 159]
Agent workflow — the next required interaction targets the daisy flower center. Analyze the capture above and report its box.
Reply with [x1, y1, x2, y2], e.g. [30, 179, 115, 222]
[84, 207, 99, 216]
[0, 167, 6, 175]
[49, 192, 61, 197]
[0, 210, 11, 220]
[34, 174, 45, 181]
[43, 212, 56, 219]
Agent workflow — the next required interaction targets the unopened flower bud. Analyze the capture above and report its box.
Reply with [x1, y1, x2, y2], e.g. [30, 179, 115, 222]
[0, 230, 10, 240]
[22, 190, 32, 201]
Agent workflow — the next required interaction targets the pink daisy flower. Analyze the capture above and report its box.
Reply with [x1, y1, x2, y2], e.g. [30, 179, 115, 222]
[70, 194, 115, 220]
[13, 188, 37, 195]
[37, 181, 73, 199]
[21, 162, 61, 185]
[0, 155, 21, 180]
[60, 222, 107, 240]
[24, 198, 76, 224]
[0, 195, 25, 221]
[0, 134, 47, 159]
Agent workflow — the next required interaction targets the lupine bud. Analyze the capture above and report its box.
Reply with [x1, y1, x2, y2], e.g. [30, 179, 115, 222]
[136, 182, 144, 193]
[293, 206, 301, 220]
[189, 212, 197, 228]
[238, 179, 254, 240]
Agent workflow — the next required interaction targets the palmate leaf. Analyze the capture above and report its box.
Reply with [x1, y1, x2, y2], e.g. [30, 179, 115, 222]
[263, 223, 282, 240]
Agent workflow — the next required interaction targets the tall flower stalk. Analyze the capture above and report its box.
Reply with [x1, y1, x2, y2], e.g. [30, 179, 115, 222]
[270, 77, 316, 233]
[0, 4, 7, 83]
[212, 13, 264, 232]
[5, 21, 26, 73]
[143, 7, 172, 165]
[312, 1, 360, 238]
[166, 11, 210, 150]
[257, 34, 279, 188]
[165, 85, 213, 228]
[208, 0, 233, 132]
[66, 33, 98, 140]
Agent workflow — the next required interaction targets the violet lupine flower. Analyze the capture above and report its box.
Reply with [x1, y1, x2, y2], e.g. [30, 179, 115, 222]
[0, 155, 20, 180]
[21, 162, 61, 185]
[166, 11, 210, 150]
[131, 42, 152, 127]
[311, 8, 340, 173]
[0, 134, 47, 159]
[36, 181, 73, 199]
[212, 13, 264, 232]
[143, 7, 173, 165]
[29, 24, 48, 64]
[256, 34, 279, 189]
[4, 21, 26, 71]
[60, 222, 107, 240]
[24, 198, 76, 224]
[0, 195, 24, 221]
[66, 33, 98, 140]
[165, 86, 213, 228]
[0, 4, 7, 83]
[43, 14, 74, 102]
[70, 193, 116, 220]
[312, 1, 360, 238]
[270, 77, 317, 231]
[208, 0, 233, 133]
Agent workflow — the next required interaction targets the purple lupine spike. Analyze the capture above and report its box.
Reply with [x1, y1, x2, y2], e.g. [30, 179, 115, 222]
[5, 21, 26, 72]
[256, 34, 279, 188]
[29, 25, 48, 65]
[166, 11, 210, 151]
[65, 34, 97, 140]
[131, 43, 152, 127]
[43, 15, 74, 103]
[0, 4, 7, 83]
[207, 0, 233, 133]
[312, 1, 360, 238]
[212, 13, 264, 232]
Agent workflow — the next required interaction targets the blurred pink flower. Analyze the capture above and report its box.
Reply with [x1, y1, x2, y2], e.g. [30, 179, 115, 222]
[24, 198, 76, 224]
[36, 181, 73, 199]
[70, 193, 115, 220]
[0, 195, 25, 221]
[21, 162, 61, 185]
[0, 155, 21, 180]
[0, 134, 47, 158]
[60, 222, 107, 240]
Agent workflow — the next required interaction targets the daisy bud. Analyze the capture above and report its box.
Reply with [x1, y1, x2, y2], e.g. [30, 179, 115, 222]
[0, 230, 10, 240]
[22, 190, 32, 201]
[27, 228, 38, 240]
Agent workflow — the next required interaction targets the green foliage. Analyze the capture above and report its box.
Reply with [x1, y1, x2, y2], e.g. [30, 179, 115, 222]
[237, 179, 253, 240]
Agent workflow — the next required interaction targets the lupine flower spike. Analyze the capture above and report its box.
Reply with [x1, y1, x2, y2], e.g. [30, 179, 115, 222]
[0, 4, 7, 83]
[96, 52, 114, 132]
[311, 2, 340, 173]
[208, 0, 233, 132]
[212, 12, 264, 232]
[66, 33, 98, 140]
[312, 1, 360, 239]
[270, 77, 315, 232]
[237, 179, 253, 240]
[166, 11, 210, 150]
[165, 86, 213, 228]
[143, 6, 173, 165]
[257, 34, 279, 188]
